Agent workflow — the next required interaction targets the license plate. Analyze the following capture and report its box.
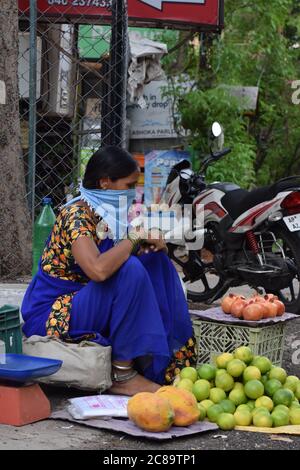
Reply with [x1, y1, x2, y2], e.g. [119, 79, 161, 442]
[283, 213, 300, 232]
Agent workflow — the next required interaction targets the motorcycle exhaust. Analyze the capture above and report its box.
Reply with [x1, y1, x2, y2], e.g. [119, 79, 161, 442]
[237, 265, 281, 275]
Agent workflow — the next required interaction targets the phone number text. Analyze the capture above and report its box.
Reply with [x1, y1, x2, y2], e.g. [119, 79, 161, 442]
[47, 0, 111, 8]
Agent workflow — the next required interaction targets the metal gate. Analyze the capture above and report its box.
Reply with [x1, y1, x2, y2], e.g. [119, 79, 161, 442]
[18, 0, 128, 221]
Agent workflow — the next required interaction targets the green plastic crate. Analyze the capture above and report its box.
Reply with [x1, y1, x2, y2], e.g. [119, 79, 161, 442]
[0, 305, 23, 354]
[192, 318, 286, 367]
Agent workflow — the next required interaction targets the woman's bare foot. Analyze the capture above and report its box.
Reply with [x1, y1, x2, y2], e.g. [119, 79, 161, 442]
[108, 373, 161, 396]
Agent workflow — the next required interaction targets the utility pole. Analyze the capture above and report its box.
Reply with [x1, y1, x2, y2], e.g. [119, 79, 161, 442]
[101, 0, 129, 148]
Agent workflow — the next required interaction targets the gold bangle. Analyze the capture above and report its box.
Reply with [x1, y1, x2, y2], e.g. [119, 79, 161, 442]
[127, 232, 142, 253]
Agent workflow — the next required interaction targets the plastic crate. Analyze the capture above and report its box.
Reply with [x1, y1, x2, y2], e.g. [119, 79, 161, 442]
[192, 318, 286, 367]
[0, 305, 23, 354]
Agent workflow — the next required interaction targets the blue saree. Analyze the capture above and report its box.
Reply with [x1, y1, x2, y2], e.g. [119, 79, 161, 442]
[22, 227, 193, 385]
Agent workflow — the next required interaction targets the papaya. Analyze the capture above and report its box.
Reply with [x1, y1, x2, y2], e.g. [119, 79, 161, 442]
[156, 386, 200, 426]
[127, 392, 175, 432]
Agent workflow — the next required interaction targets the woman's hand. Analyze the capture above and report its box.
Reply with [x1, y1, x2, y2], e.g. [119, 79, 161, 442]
[136, 228, 168, 255]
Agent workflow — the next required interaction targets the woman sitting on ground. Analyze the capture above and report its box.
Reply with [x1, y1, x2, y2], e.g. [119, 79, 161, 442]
[21, 146, 196, 396]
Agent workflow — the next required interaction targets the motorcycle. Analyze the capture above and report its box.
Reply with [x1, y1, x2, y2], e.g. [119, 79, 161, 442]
[160, 122, 300, 314]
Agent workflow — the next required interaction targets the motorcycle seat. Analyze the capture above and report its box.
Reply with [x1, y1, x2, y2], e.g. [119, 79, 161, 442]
[221, 176, 300, 221]
[221, 186, 274, 221]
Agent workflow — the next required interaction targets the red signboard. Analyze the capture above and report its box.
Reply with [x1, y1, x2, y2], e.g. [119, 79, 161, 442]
[18, 0, 224, 31]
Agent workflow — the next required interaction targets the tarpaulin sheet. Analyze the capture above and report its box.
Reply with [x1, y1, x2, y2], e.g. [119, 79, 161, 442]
[50, 410, 218, 440]
[190, 308, 298, 327]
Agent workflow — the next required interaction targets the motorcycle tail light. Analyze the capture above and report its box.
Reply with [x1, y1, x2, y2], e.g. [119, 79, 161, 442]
[281, 192, 300, 214]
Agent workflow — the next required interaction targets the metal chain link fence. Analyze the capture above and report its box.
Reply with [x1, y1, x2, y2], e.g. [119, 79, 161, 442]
[7, 0, 128, 279]
[20, 0, 128, 211]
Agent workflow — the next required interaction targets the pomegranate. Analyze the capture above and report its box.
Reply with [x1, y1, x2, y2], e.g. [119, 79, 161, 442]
[264, 294, 278, 302]
[242, 302, 264, 321]
[264, 299, 278, 318]
[273, 299, 285, 316]
[231, 297, 247, 318]
[221, 294, 238, 314]
[256, 300, 270, 319]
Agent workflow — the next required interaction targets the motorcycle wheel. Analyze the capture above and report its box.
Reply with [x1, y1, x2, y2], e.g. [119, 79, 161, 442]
[186, 274, 226, 303]
[181, 250, 227, 303]
[267, 224, 300, 314]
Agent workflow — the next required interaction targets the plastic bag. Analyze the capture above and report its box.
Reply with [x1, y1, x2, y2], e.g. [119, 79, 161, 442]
[23, 335, 112, 392]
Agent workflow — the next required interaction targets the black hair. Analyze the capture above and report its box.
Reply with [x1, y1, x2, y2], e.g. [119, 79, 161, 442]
[83, 146, 138, 190]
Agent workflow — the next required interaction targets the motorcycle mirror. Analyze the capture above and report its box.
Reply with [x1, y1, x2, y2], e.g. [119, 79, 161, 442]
[212, 122, 223, 138]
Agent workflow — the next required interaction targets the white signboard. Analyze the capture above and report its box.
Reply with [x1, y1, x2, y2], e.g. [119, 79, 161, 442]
[127, 80, 181, 140]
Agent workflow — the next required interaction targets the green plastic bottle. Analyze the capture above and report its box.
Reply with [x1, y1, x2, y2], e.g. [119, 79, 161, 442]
[32, 197, 56, 276]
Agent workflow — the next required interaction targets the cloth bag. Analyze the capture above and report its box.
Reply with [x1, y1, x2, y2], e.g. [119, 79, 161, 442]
[22, 335, 112, 392]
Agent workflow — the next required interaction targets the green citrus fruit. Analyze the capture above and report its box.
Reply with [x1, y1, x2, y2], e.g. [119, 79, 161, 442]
[252, 407, 270, 418]
[192, 379, 211, 401]
[209, 387, 227, 404]
[283, 376, 299, 393]
[255, 396, 274, 412]
[271, 410, 289, 427]
[273, 388, 294, 407]
[252, 355, 260, 362]
[177, 378, 194, 392]
[200, 399, 214, 411]
[247, 400, 256, 411]
[220, 399, 236, 414]
[261, 375, 269, 387]
[207, 404, 224, 423]
[197, 404, 206, 421]
[251, 356, 272, 374]
[233, 382, 244, 391]
[197, 364, 217, 381]
[244, 380, 264, 400]
[295, 383, 300, 400]
[217, 413, 236, 430]
[234, 409, 252, 426]
[234, 346, 253, 364]
[215, 353, 234, 369]
[269, 367, 287, 384]
[289, 407, 300, 425]
[274, 404, 289, 414]
[243, 366, 261, 382]
[215, 369, 227, 380]
[253, 413, 273, 428]
[215, 372, 235, 392]
[290, 401, 300, 409]
[236, 404, 251, 412]
[226, 359, 246, 378]
[180, 367, 198, 383]
[228, 388, 247, 406]
[264, 379, 282, 397]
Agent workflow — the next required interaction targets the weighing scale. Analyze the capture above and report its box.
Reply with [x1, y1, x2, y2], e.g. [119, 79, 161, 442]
[0, 354, 62, 426]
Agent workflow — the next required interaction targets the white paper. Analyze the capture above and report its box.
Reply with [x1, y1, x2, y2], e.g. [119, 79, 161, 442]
[68, 394, 129, 420]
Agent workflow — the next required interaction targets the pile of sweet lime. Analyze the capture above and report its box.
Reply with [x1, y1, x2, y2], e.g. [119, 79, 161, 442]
[175, 347, 300, 430]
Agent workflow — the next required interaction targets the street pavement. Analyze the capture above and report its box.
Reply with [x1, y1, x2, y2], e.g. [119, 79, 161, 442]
[0, 282, 299, 450]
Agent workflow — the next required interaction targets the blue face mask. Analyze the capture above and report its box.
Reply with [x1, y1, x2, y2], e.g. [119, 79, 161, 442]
[65, 185, 136, 242]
